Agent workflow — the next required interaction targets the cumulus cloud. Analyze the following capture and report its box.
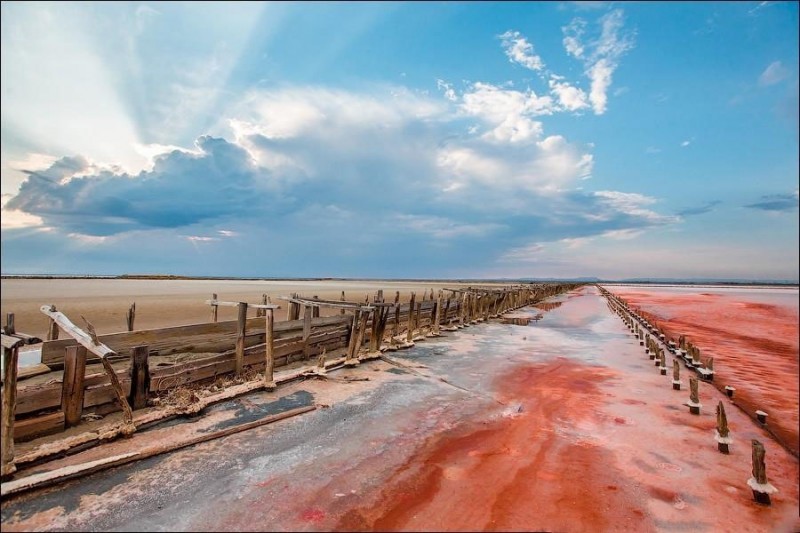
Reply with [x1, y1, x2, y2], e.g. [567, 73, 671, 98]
[548, 76, 590, 111]
[4, 80, 674, 275]
[6, 136, 276, 235]
[759, 61, 789, 87]
[499, 30, 545, 71]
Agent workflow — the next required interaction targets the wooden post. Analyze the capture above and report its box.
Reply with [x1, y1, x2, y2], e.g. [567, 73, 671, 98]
[264, 308, 276, 390]
[235, 302, 248, 375]
[312, 296, 320, 318]
[659, 350, 666, 375]
[289, 293, 300, 321]
[302, 305, 313, 360]
[1, 335, 22, 477]
[688, 377, 700, 415]
[128, 345, 150, 410]
[126, 302, 136, 332]
[61, 345, 87, 427]
[432, 290, 442, 336]
[715, 401, 731, 454]
[749, 440, 776, 505]
[406, 293, 416, 343]
[47, 306, 59, 341]
[211, 293, 219, 323]
[345, 310, 361, 366]
[355, 309, 368, 359]
[414, 302, 423, 339]
[341, 291, 346, 315]
[4, 313, 15, 336]
[392, 291, 400, 341]
[672, 359, 681, 390]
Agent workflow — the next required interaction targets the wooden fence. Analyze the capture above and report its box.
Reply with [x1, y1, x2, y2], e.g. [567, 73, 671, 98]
[1, 283, 577, 476]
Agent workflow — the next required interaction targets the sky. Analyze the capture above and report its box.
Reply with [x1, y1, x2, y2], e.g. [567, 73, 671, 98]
[1, 1, 798, 280]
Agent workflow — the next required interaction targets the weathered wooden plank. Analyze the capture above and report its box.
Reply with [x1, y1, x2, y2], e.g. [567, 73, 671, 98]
[17, 364, 51, 381]
[1, 334, 24, 351]
[128, 346, 150, 410]
[1, 342, 20, 476]
[61, 345, 87, 428]
[14, 412, 64, 442]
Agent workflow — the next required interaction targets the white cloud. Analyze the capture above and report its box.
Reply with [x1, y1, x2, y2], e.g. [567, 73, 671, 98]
[681, 140, 691, 147]
[499, 30, 545, 71]
[593, 190, 677, 224]
[562, 18, 587, 59]
[460, 82, 553, 143]
[561, 9, 634, 115]
[759, 61, 789, 87]
[436, 79, 458, 102]
[549, 76, 589, 111]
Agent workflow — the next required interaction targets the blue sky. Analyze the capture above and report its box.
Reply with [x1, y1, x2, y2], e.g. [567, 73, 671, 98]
[1, 1, 798, 280]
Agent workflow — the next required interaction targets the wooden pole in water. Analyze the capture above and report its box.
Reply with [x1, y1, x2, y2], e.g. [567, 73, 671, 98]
[659, 350, 667, 375]
[688, 377, 700, 415]
[264, 308, 276, 390]
[715, 401, 731, 453]
[235, 302, 248, 375]
[211, 294, 219, 323]
[1, 335, 22, 478]
[62, 345, 87, 428]
[749, 439, 777, 505]
[128, 345, 150, 410]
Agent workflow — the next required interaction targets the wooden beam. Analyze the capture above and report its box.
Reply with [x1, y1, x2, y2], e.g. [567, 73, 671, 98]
[4, 314, 15, 336]
[61, 345, 87, 428]
[235, 302, 247, 375]
[279, 296, 373, 311]
[128, 346, 150, 410]
[39, 305, 133, 425]
[205, 299, 280, 310]
[211, 293, 218, 323]
[1, 338, 20, 477]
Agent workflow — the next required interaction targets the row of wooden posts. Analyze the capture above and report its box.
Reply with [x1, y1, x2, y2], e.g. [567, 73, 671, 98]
[599, 287, 778, 506]
[1, 283, 574, 479]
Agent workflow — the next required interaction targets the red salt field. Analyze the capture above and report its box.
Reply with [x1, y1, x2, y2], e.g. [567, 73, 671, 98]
[2, 286, 798, 531]
[607, 285, 799, 457]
